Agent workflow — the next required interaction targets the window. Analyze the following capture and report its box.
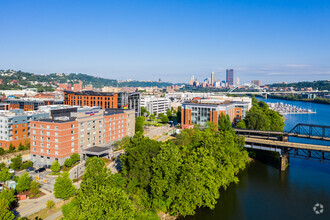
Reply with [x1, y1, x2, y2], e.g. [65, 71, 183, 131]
[41, 137, 43, 141]
[55, 151, 58, 155]
[41, 125, 44, 129]
[32, 130, 36, 134]
[55, 138, 58, 143]
[47, 131, 50, 136]
[47, 125, 50, 129]
[47, 143, 50, 148]
[40, 149, 44, 153]
[15, 130, 17, 134]
[41, 143, 44, 147]
[15, 125, 18, 128]
[71, 130, 74, 134]
[71, 148, 74, 153]
[55, 126, 58, 130]
[33, 142, 36, 146]
[71, 142, 74, 147]
[41, 131, 44, 135]
[55, 144, 58, 149]
[33, 147, 36, 152]
[71, 124, 74, 128]
[71, 136, 74, 141]
[55, 132, 58, 137]
[47, 149, 50, 154]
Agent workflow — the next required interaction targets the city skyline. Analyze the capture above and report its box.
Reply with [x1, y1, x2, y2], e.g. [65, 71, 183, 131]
[1, 0, 330, 83]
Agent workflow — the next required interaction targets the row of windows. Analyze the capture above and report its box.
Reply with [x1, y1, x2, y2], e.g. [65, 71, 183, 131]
[70, 96, 114, 100]
[31, 124, 75, 129]
[32, 148, 75, 155]
[32, 130, 74, 135]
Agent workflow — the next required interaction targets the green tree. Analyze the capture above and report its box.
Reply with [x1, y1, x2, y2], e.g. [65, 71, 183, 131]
[10, 154, 22, 170]
[16, 173, 31, 193]
[166, 109, 172, 118]
[21, 161, 33, 169]
[236, 120, 246, 129]
[0, 189, 16, 208]
[0, 168, 12, 182]
[64, 158, 73, 168]
[141, 107, 150, 117]
[18, 143, 24, 151]
[135, 116, 145, 133]
[160, 115, 169, 124]
[0, 198, 15, 220]
[218, 113, 232, 132]
[0, 148, 5, 155]
[51, 160, 61, 173]
[70, 153, 80, 164]
[30, 181, 40, 195]
[0, 162, 6, 170]
[54, 172, 75, 200]
[8, 144, 14, 153]
[63, 157, 135, 220]
[150, 114, 155, 121]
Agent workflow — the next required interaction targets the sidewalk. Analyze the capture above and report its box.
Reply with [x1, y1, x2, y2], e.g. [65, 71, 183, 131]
[44, 209, 63, 220]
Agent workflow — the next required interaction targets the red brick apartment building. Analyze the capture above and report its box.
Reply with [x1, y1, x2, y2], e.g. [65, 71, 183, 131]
[30, 106, 135, 166]
[30, 119, 78, 166]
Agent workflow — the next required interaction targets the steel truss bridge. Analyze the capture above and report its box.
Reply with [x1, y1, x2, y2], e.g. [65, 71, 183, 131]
[235, 124, 330, 170]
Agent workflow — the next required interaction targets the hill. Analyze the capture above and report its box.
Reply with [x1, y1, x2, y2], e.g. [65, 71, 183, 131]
[0, 69, 174, 91]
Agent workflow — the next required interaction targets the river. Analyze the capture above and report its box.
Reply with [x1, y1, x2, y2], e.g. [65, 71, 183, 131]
[185, 98, 330, 220]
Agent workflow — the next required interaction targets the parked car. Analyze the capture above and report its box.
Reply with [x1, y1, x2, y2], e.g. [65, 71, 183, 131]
[8, 169, 15, 174]
[26, 167, 35, 172]
[34, 167, 46, 173]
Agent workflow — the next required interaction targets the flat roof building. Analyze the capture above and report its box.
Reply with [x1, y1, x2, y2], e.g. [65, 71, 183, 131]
[181, 99, 250, 129]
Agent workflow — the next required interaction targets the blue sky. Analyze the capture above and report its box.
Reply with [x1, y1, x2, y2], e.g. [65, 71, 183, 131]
[1, 0, 329, 84]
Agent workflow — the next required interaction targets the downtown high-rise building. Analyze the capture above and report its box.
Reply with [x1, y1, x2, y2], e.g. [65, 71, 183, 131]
[211, 72, 215, 84]
[226, 69, 234, 86]
[236, 77, 240, 86]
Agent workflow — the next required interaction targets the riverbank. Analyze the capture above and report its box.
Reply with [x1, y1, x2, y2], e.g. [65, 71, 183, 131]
[267, 94, 330, 105]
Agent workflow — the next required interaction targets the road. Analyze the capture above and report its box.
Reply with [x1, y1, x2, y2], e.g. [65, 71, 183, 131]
[15, 189, 61, 218]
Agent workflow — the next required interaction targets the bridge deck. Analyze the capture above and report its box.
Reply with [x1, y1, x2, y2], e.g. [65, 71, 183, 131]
[244, 137, 330, 152]
[235, 129, 330, 141]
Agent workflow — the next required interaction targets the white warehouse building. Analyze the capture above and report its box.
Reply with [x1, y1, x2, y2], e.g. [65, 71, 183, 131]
[140, 96, 170, 115]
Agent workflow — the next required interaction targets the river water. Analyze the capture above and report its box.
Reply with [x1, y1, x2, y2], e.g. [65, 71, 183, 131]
[186, 98, 330, 220]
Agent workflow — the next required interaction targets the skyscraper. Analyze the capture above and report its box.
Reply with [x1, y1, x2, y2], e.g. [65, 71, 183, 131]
[226, 69, 234, 86]
[236, 77, 240, 86]
[211, 72, 215, 84]
[251, 80, 261, 86]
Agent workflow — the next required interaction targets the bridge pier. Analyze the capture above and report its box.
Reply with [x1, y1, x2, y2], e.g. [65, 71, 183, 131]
[280, 153, 289, 171]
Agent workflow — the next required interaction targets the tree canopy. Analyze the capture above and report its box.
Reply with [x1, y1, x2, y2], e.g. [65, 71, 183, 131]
[54, 172, 76, 200]
[16, 173, 31, 193]
[237, 98, 285, 131]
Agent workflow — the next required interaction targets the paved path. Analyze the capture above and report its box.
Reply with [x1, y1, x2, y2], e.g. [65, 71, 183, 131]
[44, 210, 63, 220]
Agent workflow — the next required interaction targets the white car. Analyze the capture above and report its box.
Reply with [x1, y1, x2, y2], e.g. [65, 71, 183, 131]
[8, 169, 15, 174]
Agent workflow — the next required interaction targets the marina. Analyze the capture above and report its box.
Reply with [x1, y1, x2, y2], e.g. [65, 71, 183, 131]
[267, 102, 316, 114]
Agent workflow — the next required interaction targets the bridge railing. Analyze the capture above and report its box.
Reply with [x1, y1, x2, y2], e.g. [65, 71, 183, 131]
[288, 123, 330, 139]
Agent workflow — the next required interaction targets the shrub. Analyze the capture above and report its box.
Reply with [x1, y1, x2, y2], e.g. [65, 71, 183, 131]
[21, 161, 33, 169]
[46, 200, 55, 209]
[0, 148, 5, 155]
[64, 158, 73, 168]
[36, 194, 40, 197]
[18, 143, 24, 151]
[70, 153, 80, 164]
[72, 179, 78, 183]
[30, 194, 34, 198]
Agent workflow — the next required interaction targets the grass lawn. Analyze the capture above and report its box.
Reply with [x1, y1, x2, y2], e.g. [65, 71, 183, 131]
[28, 198, 72, 220]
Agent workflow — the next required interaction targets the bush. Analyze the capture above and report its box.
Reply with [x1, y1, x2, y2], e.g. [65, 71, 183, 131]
[36, 194, 40, 197]
[64, 158, 73, 168]
[0, 148, 5, 155]
[30, 194, 34, 198]
[21, 161, 33, 169]
[70, 153, 80, 164]
[46, 200, 55, 209]
[72, 179, 78, 183]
